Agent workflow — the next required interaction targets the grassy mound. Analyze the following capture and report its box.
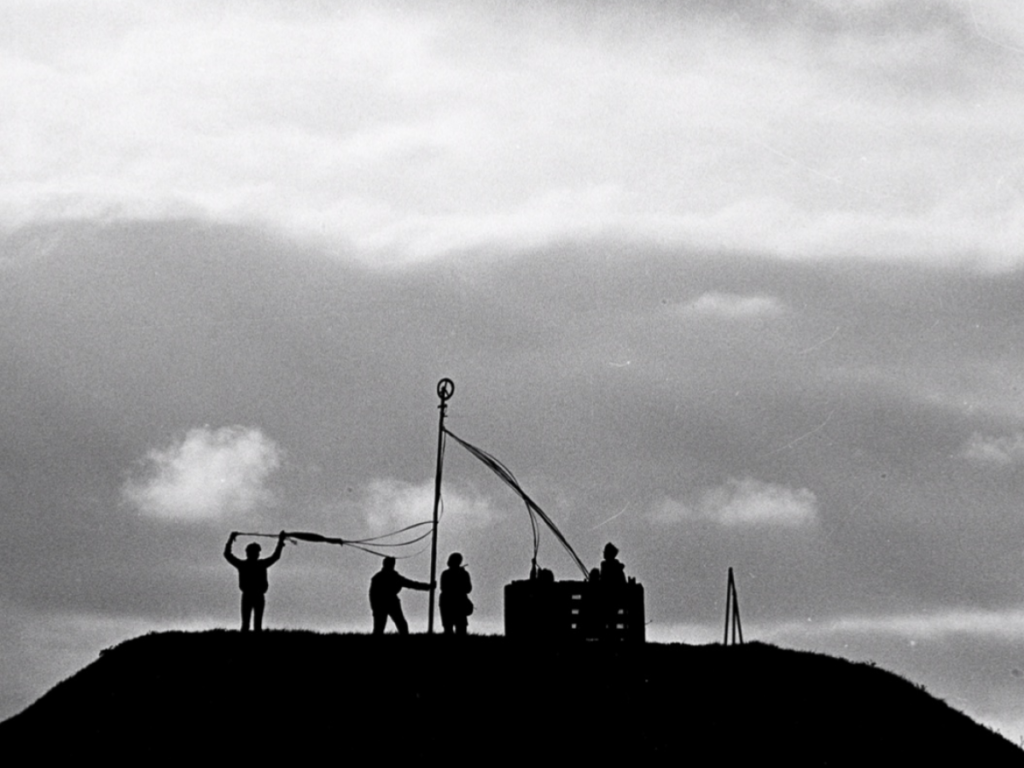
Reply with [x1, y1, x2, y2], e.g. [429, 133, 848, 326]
[2, 631, 1019, 763]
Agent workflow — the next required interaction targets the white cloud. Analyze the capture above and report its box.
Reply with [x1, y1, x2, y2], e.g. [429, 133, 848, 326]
[678, 292, 787, 319]
[649, 497, 695, 525]
[959, 432, 1024, 467]
[361, 478, 498, 533]
[2, 2, 1024, 269]
[652, 477, 818, 527]
[123, 426, 281, 520]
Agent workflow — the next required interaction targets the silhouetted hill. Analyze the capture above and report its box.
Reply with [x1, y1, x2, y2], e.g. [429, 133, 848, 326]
[2, 632, 1020, 763]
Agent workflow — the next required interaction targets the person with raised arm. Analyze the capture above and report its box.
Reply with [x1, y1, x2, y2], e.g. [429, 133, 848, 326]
[223, 531, 286, 632]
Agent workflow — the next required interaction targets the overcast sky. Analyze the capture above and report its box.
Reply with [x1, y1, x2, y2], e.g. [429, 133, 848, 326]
[3, 0, 1024, 741]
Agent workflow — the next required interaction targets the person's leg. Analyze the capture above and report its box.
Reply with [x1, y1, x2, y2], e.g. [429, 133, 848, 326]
[392, 604, 409, 635]
[253, 594, 265, 632]
[373, 611, 387, 635]
[241, 594, 252, 632]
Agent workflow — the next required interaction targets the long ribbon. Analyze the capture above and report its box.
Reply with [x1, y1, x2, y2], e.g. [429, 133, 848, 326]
[233, 530, 427, 559]
[442, 428, 589, 580]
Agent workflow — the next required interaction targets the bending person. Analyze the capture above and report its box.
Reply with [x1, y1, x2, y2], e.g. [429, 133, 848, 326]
[224, 531, 286, 632]
[439, 553, 473, 636]
[369, 556, 432, 635]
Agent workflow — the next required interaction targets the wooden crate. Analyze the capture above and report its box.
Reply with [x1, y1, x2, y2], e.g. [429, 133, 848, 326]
[504, 578, 645, 643]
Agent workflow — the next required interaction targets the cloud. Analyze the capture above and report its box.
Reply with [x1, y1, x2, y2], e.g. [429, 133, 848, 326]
[361, 478, 498, 533]
[652, 478, 818, 527]
[678, 292, 787, 319]
[959, 432, 1024, 467]
[123, 426, 281, 520]
[2, 2, 1024, 269]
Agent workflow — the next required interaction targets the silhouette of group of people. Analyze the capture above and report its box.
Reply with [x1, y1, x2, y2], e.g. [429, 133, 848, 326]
[223, 531, 473, 635]
[224, 531, 628, 637]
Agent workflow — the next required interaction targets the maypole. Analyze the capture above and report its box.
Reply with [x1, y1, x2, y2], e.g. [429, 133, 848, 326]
[428, 377, 454, 633]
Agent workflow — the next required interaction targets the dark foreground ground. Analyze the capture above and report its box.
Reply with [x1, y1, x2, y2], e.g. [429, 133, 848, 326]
[1, 631, 1020, 763]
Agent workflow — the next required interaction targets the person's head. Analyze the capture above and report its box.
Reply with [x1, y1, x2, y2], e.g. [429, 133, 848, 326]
[447, 553, 463, 568]
[245, 542, 261, 560]
[603, 542, 619, 560]
[382, 556, 396, 571]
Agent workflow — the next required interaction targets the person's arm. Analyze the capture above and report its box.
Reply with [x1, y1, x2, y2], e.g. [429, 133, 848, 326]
[264, 530, 287, 567]
[400, 575, 433, 592]
[223, 532, 242, 566]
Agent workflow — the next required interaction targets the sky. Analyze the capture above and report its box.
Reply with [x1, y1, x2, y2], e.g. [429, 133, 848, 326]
[2, 0, 1024, 743]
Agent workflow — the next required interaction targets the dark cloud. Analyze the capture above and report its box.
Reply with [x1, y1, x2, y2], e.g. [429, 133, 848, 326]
[2, 220, 1023, 632]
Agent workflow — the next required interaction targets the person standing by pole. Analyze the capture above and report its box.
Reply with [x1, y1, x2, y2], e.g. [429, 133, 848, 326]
[439, 552, 473, 636]
[369, 556, 434, 635]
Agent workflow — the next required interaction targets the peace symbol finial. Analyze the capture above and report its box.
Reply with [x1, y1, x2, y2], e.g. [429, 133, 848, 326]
[437, 378, 455, 402]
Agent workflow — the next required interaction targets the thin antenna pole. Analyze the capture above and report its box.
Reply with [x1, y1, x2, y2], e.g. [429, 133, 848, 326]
[428, 378, 454, 634]
[724, 567, 744, 645]
[732, 569, 744, 644]
[724, 567, 732, 645]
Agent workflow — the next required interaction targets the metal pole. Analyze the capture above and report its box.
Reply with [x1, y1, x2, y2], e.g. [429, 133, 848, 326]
[732, 575, 744, 645]
[724, 567, 733, 645]
[428, 378, 454, 634]
[723, 567, 744, 646]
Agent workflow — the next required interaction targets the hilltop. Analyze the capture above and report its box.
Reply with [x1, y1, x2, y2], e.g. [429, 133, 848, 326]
[1, 631, 1020, 763]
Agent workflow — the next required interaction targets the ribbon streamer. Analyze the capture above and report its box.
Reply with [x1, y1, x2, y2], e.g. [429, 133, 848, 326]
[443, 427, 589, 580]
